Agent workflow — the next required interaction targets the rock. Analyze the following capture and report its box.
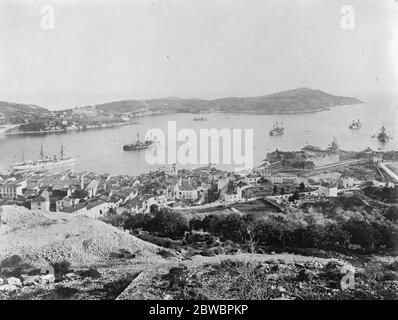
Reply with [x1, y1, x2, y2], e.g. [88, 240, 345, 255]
[6, 277, 22, 287]
[21, 275, 42, 286]
[278, 286, 286, 293]
[339, 264, 355, 276]
[40, 274, 55, 284]
[64, 273, 78, 281]
[0, 284, 18, 293]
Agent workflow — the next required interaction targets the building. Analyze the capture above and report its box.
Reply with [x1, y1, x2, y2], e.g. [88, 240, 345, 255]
[142, 194, 168, 213]
[0, 180, 27, 199]
[245, 174, 261, 185]
[86, 180, 99, 198]
[340, 176, 354, 188]
[317, 183, 338, 197]
[62, 203, 87, 215]
[174, 179, 199, 200]
[85, 200, 114, 218]
[30, 195, 50, 211]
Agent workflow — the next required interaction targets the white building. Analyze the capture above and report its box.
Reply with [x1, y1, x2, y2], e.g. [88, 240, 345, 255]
[30, 195, 50, 211]
[142, 194, 168, 213]
[174, 179, 199, 200]
[317, 184, 338, 197]
[245, 174, 261, 185]
[86, 180, 99, 198]
[0, 180, 27, 199]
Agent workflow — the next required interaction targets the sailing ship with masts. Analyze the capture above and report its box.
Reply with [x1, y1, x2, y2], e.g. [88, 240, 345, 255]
[349, 119, 362, 130]
[11, 143, 76, 171]
[269, 121, 285, 136]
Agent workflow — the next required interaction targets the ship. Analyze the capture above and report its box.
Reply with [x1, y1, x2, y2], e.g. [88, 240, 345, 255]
[349, 119, 362, 130]
[11, 143, 76, 171]
[377, 125, 391, 143]
[123, 133, 156, 151]
[269, 121, 284, 136]
[193, 116, 207, 121]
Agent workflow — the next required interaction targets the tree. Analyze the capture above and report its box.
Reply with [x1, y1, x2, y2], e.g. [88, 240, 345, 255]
[289, 190, 300, 202]
[386, 206, 398, 222]
[151, 208, 189, 239]
[273, 185, 278, 195]
[280, 187, 286, 195]
[299, 182, 305, 192]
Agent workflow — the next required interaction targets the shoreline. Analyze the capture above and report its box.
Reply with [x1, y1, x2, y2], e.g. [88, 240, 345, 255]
[0, 104, 363, 136]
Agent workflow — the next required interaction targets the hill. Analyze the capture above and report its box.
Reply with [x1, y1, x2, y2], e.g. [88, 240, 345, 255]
[95, 88, 362, 115]
[0, 206, 158, 267]
[0, 101, 51, 124]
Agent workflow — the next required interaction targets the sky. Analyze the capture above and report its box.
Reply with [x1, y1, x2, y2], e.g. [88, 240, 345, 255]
[0, 0, 397, 110]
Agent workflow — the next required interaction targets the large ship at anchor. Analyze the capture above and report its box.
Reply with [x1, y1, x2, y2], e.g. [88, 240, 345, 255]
[11, 143, 76, 171]
[349, 119, 362, 130]
[269, 121, 285, 136]
[123, 133, 157, 151]
[376, 125, 392, 143]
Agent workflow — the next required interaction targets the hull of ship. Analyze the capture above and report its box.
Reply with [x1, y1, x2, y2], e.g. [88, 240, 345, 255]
[269, 130, 284, 136]
[12, 157, 76, 171]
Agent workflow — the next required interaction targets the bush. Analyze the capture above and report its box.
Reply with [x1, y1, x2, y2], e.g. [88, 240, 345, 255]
[78, 268, 102, 279]
[51, 260, 71, 280]
[150, 209, 189, 239]
[158, 248, 177, 259]
[0, 255, 22, 269]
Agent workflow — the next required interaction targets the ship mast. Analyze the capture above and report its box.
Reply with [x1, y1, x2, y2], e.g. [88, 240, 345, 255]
[60, 142, 65, 160]
[22, 147, 25, 162]
[40, 143, 44, 159]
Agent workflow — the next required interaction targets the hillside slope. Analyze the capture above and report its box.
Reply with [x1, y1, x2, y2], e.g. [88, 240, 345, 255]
[95, 88, 362, 114]
[0, 206, 158, 267]
[0, 102, 50, 124]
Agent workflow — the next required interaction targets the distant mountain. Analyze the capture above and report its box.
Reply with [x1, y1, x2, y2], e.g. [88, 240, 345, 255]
[0, 101, 50, 124]
[95, 88, 363, 115]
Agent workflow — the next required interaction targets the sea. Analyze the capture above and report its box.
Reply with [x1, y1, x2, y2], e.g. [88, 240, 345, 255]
[1, 98, 397, 176]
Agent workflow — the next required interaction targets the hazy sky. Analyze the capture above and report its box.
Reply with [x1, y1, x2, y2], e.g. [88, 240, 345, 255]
[0, 0, 397, 109]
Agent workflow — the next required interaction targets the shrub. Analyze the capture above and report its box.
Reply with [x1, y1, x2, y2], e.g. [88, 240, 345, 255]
[158, 248, 177, 259]
[78, 268, 102, 279]
[51, 260, 71, 280]
[150, 209, 189, 239]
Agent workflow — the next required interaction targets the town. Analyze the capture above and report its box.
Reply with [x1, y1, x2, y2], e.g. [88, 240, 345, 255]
[2, 138, 398, 219]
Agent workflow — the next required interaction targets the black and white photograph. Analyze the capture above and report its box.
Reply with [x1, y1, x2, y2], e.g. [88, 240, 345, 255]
[0, 0, 397, 306]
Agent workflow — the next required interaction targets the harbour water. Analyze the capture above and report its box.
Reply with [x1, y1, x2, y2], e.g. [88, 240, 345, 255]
[0, 99, 397, 176]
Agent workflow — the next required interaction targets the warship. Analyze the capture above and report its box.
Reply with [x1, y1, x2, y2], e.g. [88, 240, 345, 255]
[377, 126, 391, 143]
[123, 133, 156, 151]
[349, 119, 362, 130]
[269, 121, 284, 136]
[11, 143, 76, 171]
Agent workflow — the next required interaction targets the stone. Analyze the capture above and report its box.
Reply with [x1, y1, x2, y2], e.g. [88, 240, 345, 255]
[0, 284, 18, 293]
[64, 273, 78, 281]
[21, 275, 42, 286]
[40, 274, 55, 284]
[296, 269, 315, 282]
[6, 277, 22, 287]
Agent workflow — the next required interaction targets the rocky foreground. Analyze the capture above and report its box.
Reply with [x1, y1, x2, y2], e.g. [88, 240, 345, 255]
[0, 206, 397, 300]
